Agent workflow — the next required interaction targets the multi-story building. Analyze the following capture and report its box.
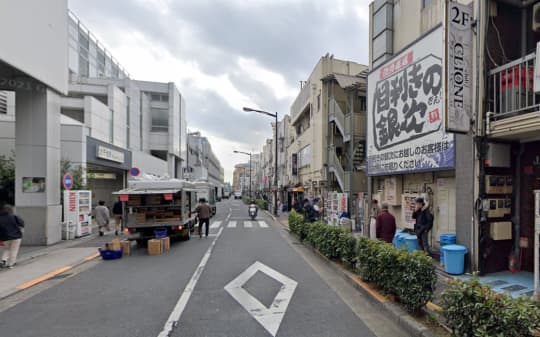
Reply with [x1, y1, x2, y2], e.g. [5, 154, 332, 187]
[367, 0, 477, 271]
[186, 131, 224, 188]
[287, 55, 368, 205]
[232, 163, 249, 194]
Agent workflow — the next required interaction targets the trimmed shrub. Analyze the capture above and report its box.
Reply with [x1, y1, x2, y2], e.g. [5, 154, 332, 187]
[442, 279, 540, 337]
[357, 237, 436, 312]
[256, 199, 268, 210]
[288, 211, 304, 235]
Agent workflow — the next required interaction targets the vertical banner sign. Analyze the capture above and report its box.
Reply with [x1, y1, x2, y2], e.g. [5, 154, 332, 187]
[367, 26, 455, 176]
[446, 1, 473, 133]
[291, 154, 298, 176]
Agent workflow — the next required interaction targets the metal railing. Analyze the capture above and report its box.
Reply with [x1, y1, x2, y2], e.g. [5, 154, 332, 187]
[489, 52, 539, 121]
[329, 98, 351, 141]
[291, 82, 312, 121]
[328, 147, 350, 192]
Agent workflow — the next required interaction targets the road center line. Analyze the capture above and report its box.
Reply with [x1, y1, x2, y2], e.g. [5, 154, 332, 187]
[157, 226, 224, 337]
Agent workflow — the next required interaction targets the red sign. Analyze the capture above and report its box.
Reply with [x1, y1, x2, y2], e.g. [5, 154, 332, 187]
[163, 193, 173, 201]
[69, 192, 76, 212]
[119, 194, 129, 202]
[379, 51, 414, 80]
[429, 109, 441, 123]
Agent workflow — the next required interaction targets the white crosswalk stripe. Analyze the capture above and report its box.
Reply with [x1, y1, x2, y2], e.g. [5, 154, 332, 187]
[227, 221, 237, 228]
[258, 221, 268, 228]
[244, 221, 254, 228]
[210, 221, 222, 229]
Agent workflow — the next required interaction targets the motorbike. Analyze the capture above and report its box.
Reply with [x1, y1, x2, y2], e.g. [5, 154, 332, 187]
[249, 204, 258, 220]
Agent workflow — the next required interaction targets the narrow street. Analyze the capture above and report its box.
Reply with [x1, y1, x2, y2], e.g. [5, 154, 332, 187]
[0, 200, 410, 337]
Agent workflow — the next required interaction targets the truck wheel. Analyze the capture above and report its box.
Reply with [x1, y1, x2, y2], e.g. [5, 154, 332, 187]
[182, 228, 191, 241]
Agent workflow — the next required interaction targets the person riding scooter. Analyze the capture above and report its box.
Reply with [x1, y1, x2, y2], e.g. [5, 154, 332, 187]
[248, 200, 258, 220]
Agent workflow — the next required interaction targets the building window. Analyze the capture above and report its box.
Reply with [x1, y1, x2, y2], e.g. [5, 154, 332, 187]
[317, 94, 321, 111]
[422, 0, 434, 8]
[78, 30, 89, 77]
[97, 50, 106, 77]
[359, 97, 367, 111]
[0, 92, 7, 114]
[298, 145, 311, 168]
[151, 108, 169, 132]
[151, 93, 169, 102]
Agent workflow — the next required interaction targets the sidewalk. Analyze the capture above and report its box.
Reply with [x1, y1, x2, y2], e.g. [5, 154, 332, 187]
[0, 232, 114, 300]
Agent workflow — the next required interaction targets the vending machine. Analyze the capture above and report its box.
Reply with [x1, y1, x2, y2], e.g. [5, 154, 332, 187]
[63, 190, 92, 237]
[534, 190, 540, 296]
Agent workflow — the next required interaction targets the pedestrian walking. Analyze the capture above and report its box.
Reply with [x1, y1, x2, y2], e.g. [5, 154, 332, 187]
[94, 200, 111, 237]
[413, 197, 434, 254]
[195, 198, 212, 238]
[302, 198, 316, 222]
[375, 202, 396, 243]
[112, 198, 123, 236]
[0, 204, 24, 269]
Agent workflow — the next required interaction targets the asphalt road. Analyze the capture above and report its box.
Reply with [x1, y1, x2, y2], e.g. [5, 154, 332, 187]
[0, 199, 411, 337]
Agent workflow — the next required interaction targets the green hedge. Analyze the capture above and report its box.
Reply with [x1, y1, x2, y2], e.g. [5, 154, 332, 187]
[442, 279, 540, 337]
[289, 212, 436, 312]
[357, 237, 436, 312]
[256, 199, 268, 210]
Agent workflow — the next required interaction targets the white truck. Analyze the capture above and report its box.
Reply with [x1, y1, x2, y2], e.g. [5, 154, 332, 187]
[113, 178, 197, 245]
[192, 181, 217, 216]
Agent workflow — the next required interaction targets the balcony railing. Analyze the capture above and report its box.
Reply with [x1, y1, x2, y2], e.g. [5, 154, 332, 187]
[487, 52, 540, 139]
[291, 82, 312, 122]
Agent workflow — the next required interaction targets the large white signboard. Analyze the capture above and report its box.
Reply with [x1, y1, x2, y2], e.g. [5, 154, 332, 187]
[446, 1, 473, 133]
[367, 26, 455, 176]
[0, 0, 68, 94]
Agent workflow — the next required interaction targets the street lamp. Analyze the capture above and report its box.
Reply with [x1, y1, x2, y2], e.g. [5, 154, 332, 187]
[233, 150, 252, 198]
[243, 107, 278, 216]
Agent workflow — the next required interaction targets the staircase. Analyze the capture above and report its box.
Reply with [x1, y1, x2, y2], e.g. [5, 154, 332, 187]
[352, 140, 366, 171]
[328, 148, 350, 192]
[329, 98, 351, 142]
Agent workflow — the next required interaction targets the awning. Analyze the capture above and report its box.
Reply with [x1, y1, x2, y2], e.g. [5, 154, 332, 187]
[113, 188, 181, 195]
[292, 187, 305, 193]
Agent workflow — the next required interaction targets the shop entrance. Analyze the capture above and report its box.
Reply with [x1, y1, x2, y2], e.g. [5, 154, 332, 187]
[87, 165, 125, 209]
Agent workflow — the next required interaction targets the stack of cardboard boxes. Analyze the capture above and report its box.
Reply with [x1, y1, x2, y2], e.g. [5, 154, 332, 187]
[148, 237, 171, 256]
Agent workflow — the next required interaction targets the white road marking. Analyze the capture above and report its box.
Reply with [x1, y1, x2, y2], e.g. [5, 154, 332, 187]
[244, 221, 254, 228]
[227, 221, 237, 228]
[224, 261, 298, 337]
[258, 221, 269, 228]
[210, 221, 222, 229]
[157, 227, 224, 337]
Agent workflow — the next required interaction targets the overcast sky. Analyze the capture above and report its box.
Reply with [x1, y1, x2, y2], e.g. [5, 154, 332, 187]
[69, 0, 370, 182]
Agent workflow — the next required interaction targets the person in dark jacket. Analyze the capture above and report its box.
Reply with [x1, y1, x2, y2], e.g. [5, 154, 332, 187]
[112, 198, 123, 236]
[375, 202, 396, 243]
[0, 204, 24, 269]
[412, 197, 434, 254]
[195, 198, 212, 238]
[302, 199, 316, 222]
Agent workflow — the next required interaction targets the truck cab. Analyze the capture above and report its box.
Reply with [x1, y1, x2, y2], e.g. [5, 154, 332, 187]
[114, 178, 197, 244]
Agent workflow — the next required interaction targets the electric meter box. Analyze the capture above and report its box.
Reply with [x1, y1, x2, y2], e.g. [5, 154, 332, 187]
[490, 221, 512, 240]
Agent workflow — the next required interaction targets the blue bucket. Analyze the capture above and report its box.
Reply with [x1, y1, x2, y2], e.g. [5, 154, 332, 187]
[404, 234, 419, 252]
[392, 230, 405, 248]
[441, 244, 467, 275]
[439, 234, 457, 262]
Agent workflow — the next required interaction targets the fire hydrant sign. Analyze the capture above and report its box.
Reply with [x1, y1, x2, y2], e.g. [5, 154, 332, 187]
[367, 25, 455, 176]
[446, 1, 473, 133]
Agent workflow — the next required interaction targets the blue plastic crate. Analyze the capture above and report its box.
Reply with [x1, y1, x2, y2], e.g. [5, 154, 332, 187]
[154, 228, 168, 239]
[98, 248, 123, 260]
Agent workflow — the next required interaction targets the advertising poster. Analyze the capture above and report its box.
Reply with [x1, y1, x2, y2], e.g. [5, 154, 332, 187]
[367, 26, 455, 176]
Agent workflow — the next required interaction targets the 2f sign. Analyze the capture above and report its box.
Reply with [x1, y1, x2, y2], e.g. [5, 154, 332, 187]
[451, 4, 471, 28]
[446, 1, 473, 134]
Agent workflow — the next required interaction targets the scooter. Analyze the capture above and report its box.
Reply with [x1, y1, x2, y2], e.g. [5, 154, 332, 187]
[249, 204, 258, 220]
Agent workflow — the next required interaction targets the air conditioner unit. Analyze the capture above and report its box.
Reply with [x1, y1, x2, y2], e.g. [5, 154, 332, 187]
[533, 3, 540, 32]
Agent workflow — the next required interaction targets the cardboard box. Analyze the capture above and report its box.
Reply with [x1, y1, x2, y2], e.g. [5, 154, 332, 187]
[161, 237, 170, 251]
[120, 240, 131, 256]
[109, 238, 121, 251]
[148, 239, 163, 255]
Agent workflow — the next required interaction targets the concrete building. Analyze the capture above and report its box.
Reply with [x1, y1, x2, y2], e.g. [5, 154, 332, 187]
[367, 0, 475, 269]
[232, 163, 249, 194]
[0, 2, 189, 244]
[287, 55, 368, 202]
[186, 131, 224, 188]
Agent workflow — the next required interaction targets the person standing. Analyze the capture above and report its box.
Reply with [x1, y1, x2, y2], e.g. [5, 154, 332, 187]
[112, 198, 123, 236]
[0, 204, 24, 269]
[94, 201, 111, 237]
[369, 199, 381, 239]
[375, 202, 396, 243]
[195, 198, 212, 238]
[413, 197, 434, 254]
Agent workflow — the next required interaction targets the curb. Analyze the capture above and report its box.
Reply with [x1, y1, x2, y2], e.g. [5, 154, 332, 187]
[0, 251, 101, 301]
[305, 243, 438, 337]
[266, 211, 290, 231]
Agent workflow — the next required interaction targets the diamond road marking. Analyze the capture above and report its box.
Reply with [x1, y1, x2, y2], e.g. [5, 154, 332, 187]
[244, 221, 254, 228]
[227, 221, 237, 228]
[258, 221, 269, 228]
[210, 221, 222, 229]
[224, 261, 297, 337]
